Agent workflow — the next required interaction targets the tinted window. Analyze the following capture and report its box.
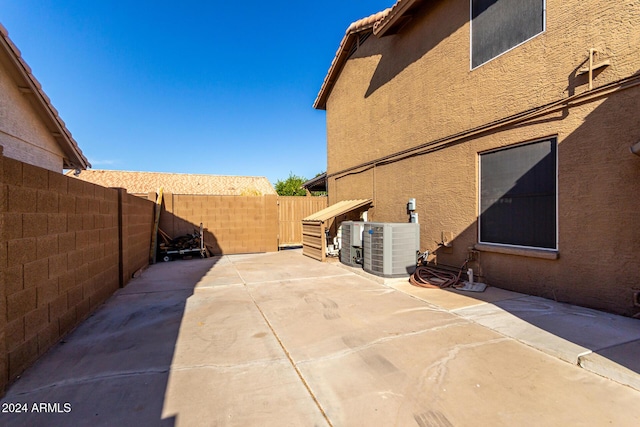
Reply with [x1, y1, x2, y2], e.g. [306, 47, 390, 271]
[472, 0, 545, 68]
[480, 138, 557, 249]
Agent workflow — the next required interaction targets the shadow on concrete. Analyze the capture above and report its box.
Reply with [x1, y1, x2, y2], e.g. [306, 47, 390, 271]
[0, 256, 220, 427]
[444, 287, 640, 391]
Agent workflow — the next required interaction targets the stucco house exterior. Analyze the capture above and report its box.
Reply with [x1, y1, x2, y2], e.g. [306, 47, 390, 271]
[315, 0, 640, 316]
[0, 23, 89, 172]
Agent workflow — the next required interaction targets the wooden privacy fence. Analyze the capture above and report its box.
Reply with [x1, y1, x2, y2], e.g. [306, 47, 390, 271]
[277, 196, 327, 246]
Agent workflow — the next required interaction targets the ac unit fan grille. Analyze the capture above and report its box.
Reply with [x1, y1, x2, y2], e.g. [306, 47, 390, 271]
[363, 223, 420, 278]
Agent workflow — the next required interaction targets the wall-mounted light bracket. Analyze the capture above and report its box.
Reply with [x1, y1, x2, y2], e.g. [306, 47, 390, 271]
[577, 49, 610, 90]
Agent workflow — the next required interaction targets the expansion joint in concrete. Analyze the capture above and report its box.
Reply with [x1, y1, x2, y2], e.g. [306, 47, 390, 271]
[228, 258, 334, 427]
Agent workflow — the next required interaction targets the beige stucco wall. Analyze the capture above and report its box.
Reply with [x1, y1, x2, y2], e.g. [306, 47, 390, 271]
[0, 58, 65, 172]
[324, 0, 640, 316]
[327, 0, 640, 171]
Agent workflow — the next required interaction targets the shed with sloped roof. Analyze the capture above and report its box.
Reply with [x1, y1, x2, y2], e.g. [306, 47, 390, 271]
[302, 199, 372, 261]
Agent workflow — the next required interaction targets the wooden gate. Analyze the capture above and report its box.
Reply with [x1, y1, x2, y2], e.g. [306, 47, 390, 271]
[278, 196, 327, 246]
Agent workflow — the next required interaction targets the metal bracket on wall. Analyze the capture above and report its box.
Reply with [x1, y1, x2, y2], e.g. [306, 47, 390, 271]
[577, 49, 610, 90]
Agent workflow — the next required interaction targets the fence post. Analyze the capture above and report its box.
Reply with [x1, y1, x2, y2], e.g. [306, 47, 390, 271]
[115, 188, 127, 288]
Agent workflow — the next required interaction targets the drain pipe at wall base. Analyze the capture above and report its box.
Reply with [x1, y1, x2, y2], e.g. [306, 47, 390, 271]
[630, 141, 640, 156]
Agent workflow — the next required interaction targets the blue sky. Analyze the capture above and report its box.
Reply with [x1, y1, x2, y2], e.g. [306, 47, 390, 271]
[2, 1, 393, 185]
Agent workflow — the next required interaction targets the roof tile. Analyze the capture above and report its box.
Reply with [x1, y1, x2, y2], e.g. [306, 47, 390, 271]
[314, 1, 427, 110]
[313, 7, 393, 109]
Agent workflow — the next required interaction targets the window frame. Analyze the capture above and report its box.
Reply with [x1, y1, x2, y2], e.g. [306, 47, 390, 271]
[470, 0, 547, 70]
[477, 137, 559, 252]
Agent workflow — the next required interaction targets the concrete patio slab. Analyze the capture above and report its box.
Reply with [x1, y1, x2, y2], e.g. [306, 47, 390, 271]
[297, 326, 639, 427]
[118, 257, 223, 294]
[168, 284, 286, 367]
[6, 288, 192, 396]
[1, 250, 639, 427]
[579, 339, 640, 390]
[161, 361, 326, 426]
[450, 295, 640, 364]
[387, 279, 640, 392]
[3, 372, 175, 427]
[229, 250, 352, 284]
[247, 273, 460, 361]
[387, 281, 527, 311]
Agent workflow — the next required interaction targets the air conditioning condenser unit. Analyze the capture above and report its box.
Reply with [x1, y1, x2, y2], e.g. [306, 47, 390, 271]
[363, 222, 420, 277]
[340, 221, 364, 267]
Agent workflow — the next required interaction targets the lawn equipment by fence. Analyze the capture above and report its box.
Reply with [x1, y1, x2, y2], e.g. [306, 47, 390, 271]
[158, 223, 207, 262]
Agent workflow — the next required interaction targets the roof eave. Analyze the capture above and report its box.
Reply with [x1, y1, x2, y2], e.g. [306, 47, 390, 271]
[314, 1, 436, 110]
[302, 172, 327, 191]
[313, 30, 365, 110]
[0, 23, 91, 170]
[373, 0, 425, 37]
[313, 9, 392, 110]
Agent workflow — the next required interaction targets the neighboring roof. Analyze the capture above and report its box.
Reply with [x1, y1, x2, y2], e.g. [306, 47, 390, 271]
[303, 199, 372, 223]
[302, 173, 327, 192]
[66, 170, 277, 196]
[313, 0, 428, 110]
[0, 23, 90, 169]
